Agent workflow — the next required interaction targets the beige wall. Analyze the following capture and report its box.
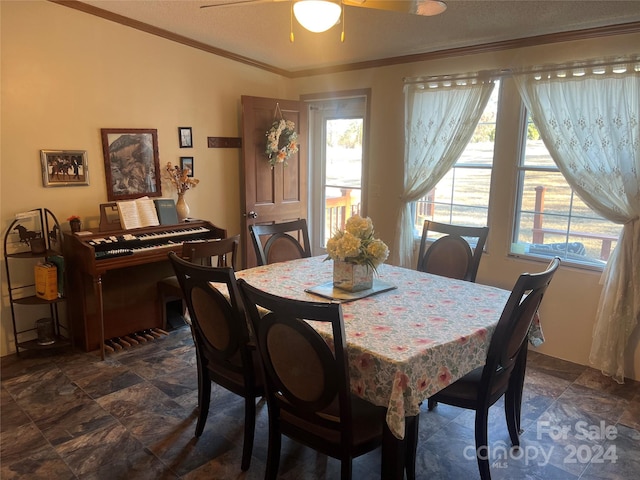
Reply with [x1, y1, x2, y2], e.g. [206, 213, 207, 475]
[2, 1, 638, 380]
[0, 0, 292, 354]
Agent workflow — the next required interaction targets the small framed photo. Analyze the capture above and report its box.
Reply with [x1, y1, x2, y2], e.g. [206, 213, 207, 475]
[180, 156, 194, 177]
[101, 128, 161, 201]
[40, 150, 89, 187]
[178, 127, 193, 148]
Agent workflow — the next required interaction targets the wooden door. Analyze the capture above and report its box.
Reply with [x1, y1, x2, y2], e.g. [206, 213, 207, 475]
[241, 96, 308, 269]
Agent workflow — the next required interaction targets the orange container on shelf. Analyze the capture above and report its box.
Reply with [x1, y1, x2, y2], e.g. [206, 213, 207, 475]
[35, 262, 58, 300]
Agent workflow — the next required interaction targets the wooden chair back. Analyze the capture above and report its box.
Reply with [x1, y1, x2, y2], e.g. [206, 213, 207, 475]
[183, 234, 239, 270]
[249, 219, 311, 265]
[417, 220, 489, 282]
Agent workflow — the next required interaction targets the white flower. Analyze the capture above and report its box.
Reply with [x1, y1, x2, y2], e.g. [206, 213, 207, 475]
[325, 215, 389, 272]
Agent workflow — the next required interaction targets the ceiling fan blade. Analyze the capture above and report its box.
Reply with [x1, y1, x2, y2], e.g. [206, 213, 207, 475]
[342, 0, 446, 16]
[199, 0, 446, 15]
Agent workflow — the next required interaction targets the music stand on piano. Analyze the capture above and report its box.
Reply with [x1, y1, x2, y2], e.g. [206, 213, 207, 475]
[99, 203, 123, 232]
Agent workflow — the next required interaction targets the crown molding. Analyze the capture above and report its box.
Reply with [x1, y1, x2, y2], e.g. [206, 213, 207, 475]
[51, 1, 640, 79]
[290, 21, 640, 78]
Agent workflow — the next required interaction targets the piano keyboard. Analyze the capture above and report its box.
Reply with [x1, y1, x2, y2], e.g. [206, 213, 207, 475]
[88, 226, 209, 247]
[90, 226, 212, 260]
[135, 226, 209, 241]
[95, 249, 134, 260]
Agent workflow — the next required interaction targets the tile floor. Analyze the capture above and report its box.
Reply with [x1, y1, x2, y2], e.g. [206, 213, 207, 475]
[1, 320, 639, 479]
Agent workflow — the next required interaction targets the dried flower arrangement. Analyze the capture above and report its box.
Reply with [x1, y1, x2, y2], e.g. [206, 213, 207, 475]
[165, 162, 199, 195]
[265, 119, 298, 167]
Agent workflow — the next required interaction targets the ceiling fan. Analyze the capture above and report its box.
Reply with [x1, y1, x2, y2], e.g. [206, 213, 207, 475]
[200, 1, 447, 41]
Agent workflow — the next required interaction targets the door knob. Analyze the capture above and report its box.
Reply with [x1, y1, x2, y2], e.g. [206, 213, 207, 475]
[246, 211, 258, 219]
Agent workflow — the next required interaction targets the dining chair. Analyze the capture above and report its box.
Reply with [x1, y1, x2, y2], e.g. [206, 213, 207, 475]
[424, 257, 560, 480]
[184, 234, 240, 269]
[237, 278, 387, 480]
[416, 220, 489, 282]
[248, 219, 312, 266]
[168, 251, 263, 471]
[158, 234, 239, 329]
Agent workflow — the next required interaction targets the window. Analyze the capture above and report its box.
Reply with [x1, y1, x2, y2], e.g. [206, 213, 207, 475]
[511, 113, 622, 267]
[412, 81, 500, 237]
[308, 95, 367, 252]
[324, 118, 363, 245]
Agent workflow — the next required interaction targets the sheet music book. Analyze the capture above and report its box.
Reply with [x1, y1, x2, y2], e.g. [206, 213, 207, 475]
[116, 196, 160, 230]
[153, 198, 179, 225]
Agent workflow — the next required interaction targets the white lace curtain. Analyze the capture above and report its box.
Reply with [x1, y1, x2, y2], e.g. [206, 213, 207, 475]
[513, 60, 640, 383]
[393, 77, 494, 267]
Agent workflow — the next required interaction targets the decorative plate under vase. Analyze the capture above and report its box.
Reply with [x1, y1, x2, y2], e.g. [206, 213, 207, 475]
[333, 260, 374, 292]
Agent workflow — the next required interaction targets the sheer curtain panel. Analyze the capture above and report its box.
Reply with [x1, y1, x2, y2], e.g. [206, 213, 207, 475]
[393, 77, 494, 267]
[513, 59, 640, 383]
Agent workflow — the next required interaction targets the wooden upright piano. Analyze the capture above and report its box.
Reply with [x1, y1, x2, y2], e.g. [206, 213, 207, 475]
[63, 217, 226, 358]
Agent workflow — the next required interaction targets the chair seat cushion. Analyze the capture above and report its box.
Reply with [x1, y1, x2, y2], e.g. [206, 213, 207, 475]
[432, 365, 510, 406]
[207, 347, 264, 391]
[280, 395, 385, 449]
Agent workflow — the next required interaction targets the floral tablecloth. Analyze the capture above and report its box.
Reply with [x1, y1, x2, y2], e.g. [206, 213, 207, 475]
[237, 256, 519, 440]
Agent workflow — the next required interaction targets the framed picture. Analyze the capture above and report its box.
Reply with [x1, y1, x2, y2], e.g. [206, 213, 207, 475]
[178, 127, 193, 148]
[180, 156, 194, 177]
[40, 150, 89, 187]
[100, 128, 162, 201]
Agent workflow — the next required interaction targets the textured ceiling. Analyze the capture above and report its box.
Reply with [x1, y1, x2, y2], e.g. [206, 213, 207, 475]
[75, 0, 640, 73]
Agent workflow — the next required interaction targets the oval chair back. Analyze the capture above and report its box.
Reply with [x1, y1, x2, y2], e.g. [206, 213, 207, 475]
[417, 220, 489, 282]
[249, 219, 311, 265]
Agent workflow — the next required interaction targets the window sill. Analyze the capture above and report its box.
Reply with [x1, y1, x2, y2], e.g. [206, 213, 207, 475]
[507, 252, 606, 273]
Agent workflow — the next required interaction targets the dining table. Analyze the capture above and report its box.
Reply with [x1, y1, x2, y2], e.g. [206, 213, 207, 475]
[234, 256, 538, 479]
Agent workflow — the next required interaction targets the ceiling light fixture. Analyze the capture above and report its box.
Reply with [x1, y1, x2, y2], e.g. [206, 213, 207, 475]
[293, 0, 342, 33]
[416, 0, 447, 16]
[288, 0, 446, 43]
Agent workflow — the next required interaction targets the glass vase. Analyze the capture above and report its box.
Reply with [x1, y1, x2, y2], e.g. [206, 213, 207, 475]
[333, 260, 373, 292]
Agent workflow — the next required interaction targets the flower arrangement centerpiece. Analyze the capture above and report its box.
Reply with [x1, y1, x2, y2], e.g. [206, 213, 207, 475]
[165, 162, 200, 221]
[326, 215, 389, 292]
[265, 119, 298, 168]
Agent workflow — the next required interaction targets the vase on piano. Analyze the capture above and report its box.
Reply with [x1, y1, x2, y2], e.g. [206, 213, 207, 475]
[176, 193, 190, 222]
[70, 219, 81, 233]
